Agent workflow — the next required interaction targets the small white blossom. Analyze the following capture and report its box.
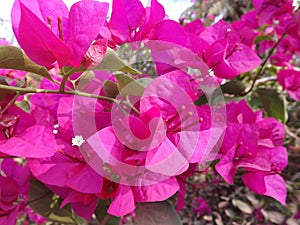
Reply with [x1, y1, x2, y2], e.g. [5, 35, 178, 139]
[72, 135, 85, 147]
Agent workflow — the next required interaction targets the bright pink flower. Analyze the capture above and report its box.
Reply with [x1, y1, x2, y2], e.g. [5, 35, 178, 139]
[192, 197, 211, 215]
[28, 96, 107, 194]
[0, 104, 57, 158]
[11, 0, 109, 68]
[0, 159, 29, 225]
[277, 69, 300, 101]
[199, 20, 262, 79]
[28, 75, 113, 219]
[108, 0, 165, 45]
[252, 0, 293, 26]
[270, 35, 300, 67]
[242, 172, 287, 205]
[85, 75, 224, 216]
[216, 100, 288, 204]
[109, 0, 145, 44]
[150, 19, 261, 79]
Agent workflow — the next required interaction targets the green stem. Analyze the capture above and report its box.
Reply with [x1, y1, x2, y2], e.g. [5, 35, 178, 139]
[0, 85, 142, 115]
[0, 84, 116, 103]
[59, 71, 69, 92]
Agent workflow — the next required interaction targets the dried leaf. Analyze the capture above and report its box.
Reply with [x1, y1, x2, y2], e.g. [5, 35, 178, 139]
[262, 210, 285, 224]
[134, 201, 182, 225]
[232, 199, 253, 214]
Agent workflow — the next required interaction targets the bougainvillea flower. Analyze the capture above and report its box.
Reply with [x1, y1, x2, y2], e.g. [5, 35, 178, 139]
[85, 75, 224, 216]
[242, 170, 287, 205]
[28, 83, 113, 219]
[216, 100, 288, 204]
[108, 0, 165, 45]
[198, 20, 262, 79]
[11, 0, 109, 68]
[109, 0, 145, 44]
[252, 0, 293, 26]
[0, 105, 57, 158]
[149, 19, 261, 79]
[277, 69, 300, 101]
[0, 159, 29, 225]
[192, 197, 211, 215]
[28, 96, 106, 194]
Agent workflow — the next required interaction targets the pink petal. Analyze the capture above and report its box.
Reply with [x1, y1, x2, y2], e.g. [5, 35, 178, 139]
[15, 2, 70, 67]
[36, 0, 69, 37]
[146, 138, 188, 176]
[184, 19, 204, 35]
[0, 108, 57, 158]
[190, 127, 224, 163]
[28, 155, 76, 187]
[67, 0, 109, 67]
[151, 20, 187, 45]
[137, 0, 165, 39]
[264, 174, 287, 205]
[109, 0, 145, 42]
[60, 190, 98, 220]
[132, 177, 179, 202]
[66, 165, 103, 193]
[199, 20, 232, 44]
[267, 146, 288, 170]
[1, 159, 30, 194]
[226, 43, 262, 76]
[242, 172, 267, 194]
[215, 146, 237, 184]
[277, 69, 300, 101]
[108, 185, 135, 216]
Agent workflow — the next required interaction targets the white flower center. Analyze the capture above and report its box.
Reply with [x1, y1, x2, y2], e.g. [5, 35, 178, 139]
[72, 135, 85, 147]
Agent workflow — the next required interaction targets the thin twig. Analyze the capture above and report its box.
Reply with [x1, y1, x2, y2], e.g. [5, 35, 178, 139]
[0, 84, 142, 115]
[0, 91, 20, 114]
[239, 33, 286, 96]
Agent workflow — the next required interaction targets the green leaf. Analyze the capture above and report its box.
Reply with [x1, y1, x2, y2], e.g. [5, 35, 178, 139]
[91, 48, 141, 74]
[94, 199, 120, 225]
[221, 79, 245, 95]
[103, 80, 119, 98]
[134, 201, 182, 225]
[253, 88, 288, 123]
[0, 46, 52, 81]
[28, 180, 78, 224]
[73, 71, 95, 91]
[114, 73, 149, 96]
[254, 35, 273, 44]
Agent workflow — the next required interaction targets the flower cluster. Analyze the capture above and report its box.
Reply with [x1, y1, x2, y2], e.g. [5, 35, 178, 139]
[0, 0, 298, 224]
